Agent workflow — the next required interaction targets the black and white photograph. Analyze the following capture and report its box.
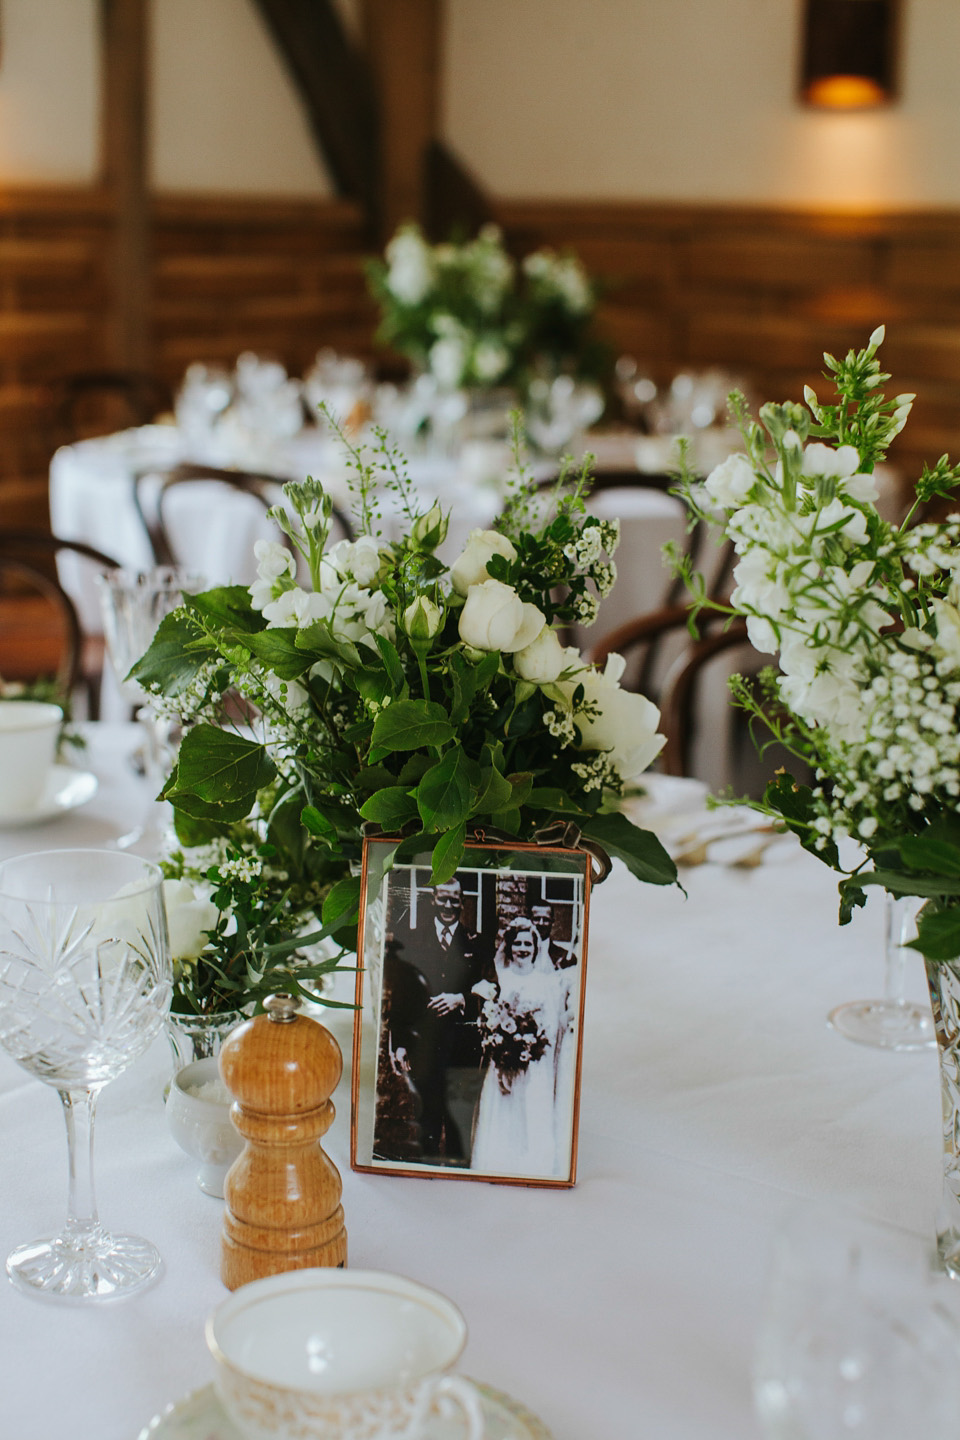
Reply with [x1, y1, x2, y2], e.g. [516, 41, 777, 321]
[352, 843, 589, 1185]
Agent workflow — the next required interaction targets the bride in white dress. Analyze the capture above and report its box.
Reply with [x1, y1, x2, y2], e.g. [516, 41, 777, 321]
[470, 915, 574, 1179]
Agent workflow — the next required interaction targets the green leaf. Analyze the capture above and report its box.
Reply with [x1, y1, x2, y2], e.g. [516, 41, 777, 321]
[763, 775, 840, 869]
[416, 748, 477, 830]
[852, 868, 960, 898]
[431, 823, 467, 884]
[527, 786, 590, 816]
[581, 812, 678, 887]
[322, 875, 361, 928]
[164, 724, 276, 818]
[301, 805, 340, 848]
[185, 585, 264, 632]
[371, 698, 454, 753]
[488, 806, 521, 834]
[295, 621, 362, 670]
[838, 878, 868, 926]
[172, 808, 232, 847]
[371, 632, 406, 694]
[914, 906, 960, 962]
[129, 611, 214, 695]
[354, 764, 398, 794]
[471, 759, 514, 816]
[359, 786, 419, 829]
[899, 833, 960, 878]
[398, 753, 433, 786]
[244, 628, 314, 680]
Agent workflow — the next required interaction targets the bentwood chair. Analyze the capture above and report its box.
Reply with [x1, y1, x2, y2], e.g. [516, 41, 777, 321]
[0, 531, 121, 716]
[134, 463, 355, 570]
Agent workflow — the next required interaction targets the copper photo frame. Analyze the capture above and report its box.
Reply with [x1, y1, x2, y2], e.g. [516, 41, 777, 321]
[350, 836, 594, 1187]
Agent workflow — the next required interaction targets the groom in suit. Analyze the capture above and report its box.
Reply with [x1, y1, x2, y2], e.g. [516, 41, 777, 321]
[398, 876, 483, 1164]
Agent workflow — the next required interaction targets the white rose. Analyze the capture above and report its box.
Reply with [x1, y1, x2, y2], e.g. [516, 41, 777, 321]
[704, 454, 756, 509]
[513, 625, 566, 683]
[560, 655, 665, 782]
[162, 879, 218, 963]
[450, 528, 518, 595]
[458, 579, 545, 653]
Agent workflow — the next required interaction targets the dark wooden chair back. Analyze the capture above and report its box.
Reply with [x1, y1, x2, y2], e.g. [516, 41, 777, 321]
[588, 600, 751, 777]
[56, 370, 173, 442]
[0, 531, 120, 712]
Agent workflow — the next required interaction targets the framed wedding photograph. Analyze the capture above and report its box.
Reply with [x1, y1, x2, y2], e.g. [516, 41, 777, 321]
[350, 836, 593, 1187]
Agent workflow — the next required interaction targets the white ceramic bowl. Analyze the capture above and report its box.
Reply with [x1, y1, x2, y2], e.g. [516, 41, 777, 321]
[166, 1056, 242, 1197]
[207, 1269, 482, 1440]
[0, 701, 62, 818]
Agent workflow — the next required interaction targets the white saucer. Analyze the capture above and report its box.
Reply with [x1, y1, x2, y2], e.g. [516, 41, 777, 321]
[137, 1380, 552, 1440]
[0, 766, 98, 828]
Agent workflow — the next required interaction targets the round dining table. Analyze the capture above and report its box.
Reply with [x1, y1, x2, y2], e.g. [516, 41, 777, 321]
[0, 722, 946, 1439]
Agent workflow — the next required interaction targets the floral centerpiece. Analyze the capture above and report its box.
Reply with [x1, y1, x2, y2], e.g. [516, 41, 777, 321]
[366, 222, 600, 393]
[133, 434, 677, 1030]
[675, 326, 960, 1269]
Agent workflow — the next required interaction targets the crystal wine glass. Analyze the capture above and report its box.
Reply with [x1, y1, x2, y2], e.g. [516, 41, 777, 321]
[828, 892, 935, 1051]
[0, 849, 172, 1301]
[754, 1205, 960, 1440]
[97, 567, 200, 855]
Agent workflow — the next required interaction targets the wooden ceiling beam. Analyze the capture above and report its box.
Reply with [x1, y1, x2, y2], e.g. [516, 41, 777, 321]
[100, 0, 151, 373]
[252, 0, 380, 237]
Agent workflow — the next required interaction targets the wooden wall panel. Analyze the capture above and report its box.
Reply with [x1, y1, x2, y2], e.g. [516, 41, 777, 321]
[7, 191, 960, 535]
[0, 189, 376, 531]
[499, 201, 960, 485]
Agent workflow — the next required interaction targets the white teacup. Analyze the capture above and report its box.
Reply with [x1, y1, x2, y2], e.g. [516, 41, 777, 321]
[207, 1269, 485, 1440]
[0, 701, 62, 818]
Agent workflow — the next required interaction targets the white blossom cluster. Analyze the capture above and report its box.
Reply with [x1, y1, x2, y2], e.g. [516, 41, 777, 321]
[522, 249, 593, 315]
[250, 537, 395, 658]
[704, 418, 960, 847]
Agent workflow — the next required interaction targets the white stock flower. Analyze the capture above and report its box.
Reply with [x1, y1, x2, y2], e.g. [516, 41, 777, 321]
[704, 454, 756, 509]
[450, 528, 518, 595]
[513, 625, 566, 683]
[458, 580, 544, 653]
[250, 539, 295, 610]
[325, 535, 382, 586]
[802, 442, 879, 503]
[162, 879, 218, 963]
[932, 598, 960, 670]
[262, 586, 328, 628]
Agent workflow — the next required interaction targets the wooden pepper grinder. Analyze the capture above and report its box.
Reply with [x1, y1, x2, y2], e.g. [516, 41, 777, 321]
[219, 993, 347, 1289]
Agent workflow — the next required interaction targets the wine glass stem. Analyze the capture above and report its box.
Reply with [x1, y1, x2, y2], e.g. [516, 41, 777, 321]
[882, 893, 919, 1005]
[59, 1087, 102, 1238]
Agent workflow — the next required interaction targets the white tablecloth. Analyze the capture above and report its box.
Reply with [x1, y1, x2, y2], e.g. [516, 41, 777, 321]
[0, 725, 943, 1440]
[48, 425, 690, 639]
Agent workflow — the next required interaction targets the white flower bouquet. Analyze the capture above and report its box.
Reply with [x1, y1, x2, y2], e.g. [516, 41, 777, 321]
[477, 990, 550, 1093]
[366, 222, 600, 392]
[133, 436, 677, 967]
[679, 327, 960, 955]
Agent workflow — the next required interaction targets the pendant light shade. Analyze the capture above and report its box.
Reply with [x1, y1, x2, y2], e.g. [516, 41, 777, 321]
[801, 0, 899, 109]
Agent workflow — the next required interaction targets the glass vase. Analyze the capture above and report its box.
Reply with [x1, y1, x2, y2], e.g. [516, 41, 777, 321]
[165, 1009, 249, 1073]
[924, 957, 960, 1277]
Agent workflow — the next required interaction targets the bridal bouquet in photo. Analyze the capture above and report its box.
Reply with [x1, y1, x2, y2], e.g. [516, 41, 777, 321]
[474, 985, 550, 1093]
[678, 326, 960, 953]
[132, 432, 677, 984]
[367, 222, 600, 392]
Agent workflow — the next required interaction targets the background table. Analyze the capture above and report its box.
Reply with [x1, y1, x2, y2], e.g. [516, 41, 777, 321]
[0, 725, 945, 1440]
